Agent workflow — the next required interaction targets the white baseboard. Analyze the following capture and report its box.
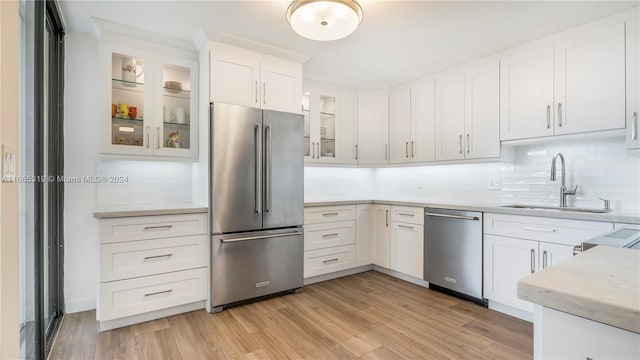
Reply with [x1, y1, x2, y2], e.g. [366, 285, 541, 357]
[372, 265, 430, 288]
[98, 301, 206, 332]
[488, 300, 533, 322]
[65, 297, 96, 314]
[304, 264, 373, 285]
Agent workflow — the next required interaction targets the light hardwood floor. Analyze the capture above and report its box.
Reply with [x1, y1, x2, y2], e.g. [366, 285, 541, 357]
[50, 271, 532, 360]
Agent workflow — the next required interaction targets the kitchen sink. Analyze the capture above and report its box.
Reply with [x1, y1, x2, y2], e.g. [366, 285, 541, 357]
[500, 204, 613, 213]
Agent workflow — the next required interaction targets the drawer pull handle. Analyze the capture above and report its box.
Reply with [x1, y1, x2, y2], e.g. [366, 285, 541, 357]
[322, 258, 339, 264]
[144, 289, 173, 297]
[144, 254, 173, 260]
[322, 212, 339, 217]
[144, 225, 173, 231]
[523, 226, 556, 233]
[322, 233, 339, 238]
[398, 224, 414, 230]
[398, 212, 415, 217]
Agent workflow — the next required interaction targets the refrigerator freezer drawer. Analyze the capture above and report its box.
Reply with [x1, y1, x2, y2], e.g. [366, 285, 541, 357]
[211, 229, 303, 309]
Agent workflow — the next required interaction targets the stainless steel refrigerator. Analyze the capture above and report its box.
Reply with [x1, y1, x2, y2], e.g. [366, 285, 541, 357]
[209, 102, 304, 313]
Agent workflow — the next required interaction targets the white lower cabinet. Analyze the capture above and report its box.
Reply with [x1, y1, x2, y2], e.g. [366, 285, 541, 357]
[389, 222, 424, 279]
[97, 213, 209, 330]
[483, 213, 613, 317]
[372, 205, 391, 268]
[355, 204, 373, 266]
[304, 245, 356, 278]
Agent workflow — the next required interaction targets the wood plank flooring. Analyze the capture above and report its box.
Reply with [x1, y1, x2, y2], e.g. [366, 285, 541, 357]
[50, 271, 532, 360]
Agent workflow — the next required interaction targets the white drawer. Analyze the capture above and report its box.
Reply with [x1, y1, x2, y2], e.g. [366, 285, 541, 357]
[304, 244, 356, 278]
[304, 205, 356, 224]
[100, 213, 208, 244]
[99, 268, 207, 322]
[304, 221, 355, 251]
[100, 235, 208, 282]
[390, 206, 424, 225]
[484, 213, 613, 246]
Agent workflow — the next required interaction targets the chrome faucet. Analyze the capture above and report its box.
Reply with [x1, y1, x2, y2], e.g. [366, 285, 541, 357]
[550, 152, 577, 208]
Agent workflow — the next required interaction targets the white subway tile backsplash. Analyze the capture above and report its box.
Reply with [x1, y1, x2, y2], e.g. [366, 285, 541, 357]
[306, 138, 640, 211]
[96, 160, 192, 206]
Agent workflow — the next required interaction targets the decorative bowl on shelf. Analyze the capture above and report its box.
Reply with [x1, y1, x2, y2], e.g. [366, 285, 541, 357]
[164, 81, 182, 93]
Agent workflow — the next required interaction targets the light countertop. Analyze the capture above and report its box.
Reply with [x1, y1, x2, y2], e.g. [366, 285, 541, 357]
[518, 246, 640, 333]
[93, 204, 208, 219]
[304, 199, 640, 224]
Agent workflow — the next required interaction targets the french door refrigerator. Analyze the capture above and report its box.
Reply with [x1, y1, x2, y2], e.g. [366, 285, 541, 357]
[209, 102, 304, 313]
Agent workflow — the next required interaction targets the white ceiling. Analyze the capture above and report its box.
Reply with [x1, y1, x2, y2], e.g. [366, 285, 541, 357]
[60, 1, 638, 89]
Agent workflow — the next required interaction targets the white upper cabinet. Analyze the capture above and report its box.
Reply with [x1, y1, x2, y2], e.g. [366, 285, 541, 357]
[500, 18, 627, 141]
[209, 42, 302, 114]
[210, 46, 260, 109]
[626, 16, 640, 149]
[339, 93, 359, 164]
[500, 40, 555, 141]
[389, 89, 412, 164]
[464, 58, 500, 159]
[358, 95, 389, 165]
[102, 42, 199, 158]
[411, 81, 437, 163]
[435, 71, 466, 160]
[554, 22, 626, 135]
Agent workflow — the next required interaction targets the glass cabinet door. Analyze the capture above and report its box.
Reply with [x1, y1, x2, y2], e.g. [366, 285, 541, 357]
[110, 51, 150, 153]
[319, 94, 336, 161]
[303, 92, 311, 159]
[160, 63, 191, 152]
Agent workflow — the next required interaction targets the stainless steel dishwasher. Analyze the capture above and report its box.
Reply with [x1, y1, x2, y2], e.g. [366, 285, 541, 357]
[424, 208, 485, 305]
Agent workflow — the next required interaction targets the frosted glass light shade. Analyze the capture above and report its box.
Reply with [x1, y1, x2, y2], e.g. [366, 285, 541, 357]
[286, 0, 363, 41]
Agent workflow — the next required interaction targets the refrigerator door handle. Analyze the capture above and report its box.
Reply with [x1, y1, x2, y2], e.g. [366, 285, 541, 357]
[265, 125, 272, 212]
[255, 124, 262, 213]
[220, 231, 302, 243]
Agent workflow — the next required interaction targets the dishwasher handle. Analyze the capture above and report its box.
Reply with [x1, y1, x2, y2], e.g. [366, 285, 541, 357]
[424, 212, 479, 221]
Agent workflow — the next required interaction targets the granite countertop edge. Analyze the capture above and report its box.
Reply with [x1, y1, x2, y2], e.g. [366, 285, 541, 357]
[303, 199, 640, 224]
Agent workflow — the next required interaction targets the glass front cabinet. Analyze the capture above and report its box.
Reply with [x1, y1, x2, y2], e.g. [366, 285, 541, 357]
[102, 43, 198, 158]
[304, 88, 340, 163]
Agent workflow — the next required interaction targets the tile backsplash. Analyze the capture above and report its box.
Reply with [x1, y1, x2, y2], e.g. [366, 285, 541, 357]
[307, 137, 640, 211]
[96, 160, 192, 206]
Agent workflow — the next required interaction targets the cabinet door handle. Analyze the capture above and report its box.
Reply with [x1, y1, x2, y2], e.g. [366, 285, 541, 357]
[263, 83, 266, 104]
[144, 225, 173, 231]
[323, 258, 339, 264]
[459, 134, 463, 154]
[322, 233, 339, 238]
[146, 126, 150, 149]
[398, 212, 415, 217]
[355, 144, 358, 160]
[546, 105, 551, 129]
[398, 224, 414, 230]
[317, 142, 320, 159]
[255, 81, 258, 103]
[406, 141, 409, 158]
[386, 210, 389, 227]
[530, 249, 536, 273]
[542, 250, 548, 269]
[466, 134, 470, 154]
[312, 142, 315, 159]
[156, 127, 161, 149]
[633, 112, 638, 141]
[322, 212, 339, 217]
[558, 103, 563, 127]
[411, 141, 415, 158]
[523, 226, 556, 233]
[144, 289, 172, 297]
[144, 254, 173, 260]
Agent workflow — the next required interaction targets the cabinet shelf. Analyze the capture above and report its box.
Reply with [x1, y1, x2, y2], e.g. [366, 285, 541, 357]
[112, 79, 144, 93]
[112, 117, 144, 124]
[163, 87, 191, 99]
[163, 122, 191, 127]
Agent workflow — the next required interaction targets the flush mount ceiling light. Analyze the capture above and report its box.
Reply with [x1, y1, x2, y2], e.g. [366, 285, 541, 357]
[286, 0, 363, 41]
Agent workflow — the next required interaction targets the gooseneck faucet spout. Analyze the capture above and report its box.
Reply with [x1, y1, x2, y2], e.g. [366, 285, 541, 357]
[550, 152, 577, 207]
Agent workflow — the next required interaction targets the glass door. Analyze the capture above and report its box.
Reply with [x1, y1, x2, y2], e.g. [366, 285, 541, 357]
[155, 57, 198, 157]
[318, 94, 337, 162]
[302, 92, 312, 160]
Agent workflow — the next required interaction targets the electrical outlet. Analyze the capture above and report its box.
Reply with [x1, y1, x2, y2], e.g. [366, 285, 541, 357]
[488, 178, 501, 190]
